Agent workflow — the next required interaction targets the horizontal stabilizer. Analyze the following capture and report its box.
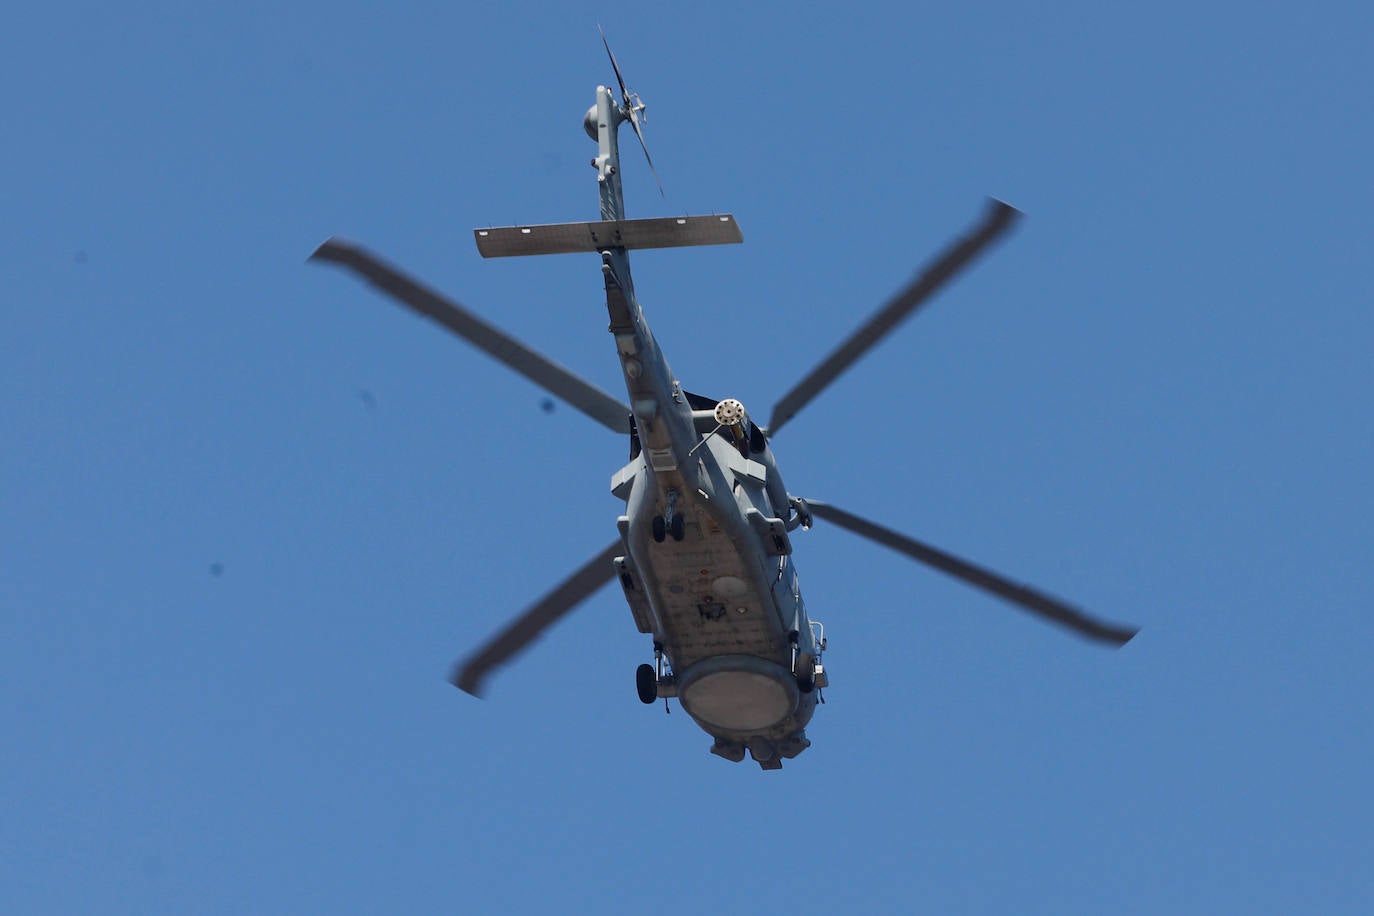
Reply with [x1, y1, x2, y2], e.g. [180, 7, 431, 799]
[475, 215, 742, 258]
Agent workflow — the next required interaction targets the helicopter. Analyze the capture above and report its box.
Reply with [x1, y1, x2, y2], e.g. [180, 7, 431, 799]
[310, 35, 1139, 770]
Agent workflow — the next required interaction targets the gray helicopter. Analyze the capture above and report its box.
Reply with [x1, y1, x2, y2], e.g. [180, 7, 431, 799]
[310, 35, 1138, 770]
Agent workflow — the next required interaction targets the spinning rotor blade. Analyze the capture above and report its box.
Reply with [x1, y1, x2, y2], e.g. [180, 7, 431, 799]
[805, 500, 1139, 646]
[599, 24, 664, 196]
[628, 116, 664, 197]
[599, 24, 630, 109]
[767, 199, 1020, 436]
[450, 541, 623, 692]
[453, 541, 623, 697]
[311, 239, 632, 434]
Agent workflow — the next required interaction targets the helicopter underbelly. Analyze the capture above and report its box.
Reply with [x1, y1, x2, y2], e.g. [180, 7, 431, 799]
[612, 437, 819, 769]
[638, 509, 783, 670]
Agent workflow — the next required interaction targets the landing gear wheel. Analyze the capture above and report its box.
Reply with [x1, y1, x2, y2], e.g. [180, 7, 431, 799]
[797, 674, 815, 694]
[651, 516, 666, 543]
[669, 514, 686, 542]
[636, 663, 658, 704]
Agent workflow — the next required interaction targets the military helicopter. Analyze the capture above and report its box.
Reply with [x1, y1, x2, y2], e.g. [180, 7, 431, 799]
[310, 34, 1139, 770]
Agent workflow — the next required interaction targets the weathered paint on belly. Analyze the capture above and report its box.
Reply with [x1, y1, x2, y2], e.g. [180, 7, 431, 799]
[642, 498, 783, 670]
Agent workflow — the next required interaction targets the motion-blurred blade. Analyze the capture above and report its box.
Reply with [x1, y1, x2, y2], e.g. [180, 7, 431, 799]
[599, 24, 630, 105]
[627, 115, 664, 197]
[311, 238, 632, 434]
[766, 199, 1020, 436]
[452, 541, 623, 696]
[599, 25, 664, 197]
[805, 500, 1139, 646]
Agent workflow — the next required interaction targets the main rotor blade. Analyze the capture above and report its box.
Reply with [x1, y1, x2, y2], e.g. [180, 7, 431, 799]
[311, 239, 631, 434]
[805, 500, 1139, 646]
[767, 199, 1020, 436]
[452, 540, 623, 696]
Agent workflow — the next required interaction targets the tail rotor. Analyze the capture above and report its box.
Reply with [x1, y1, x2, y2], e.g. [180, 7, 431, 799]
[599, 24, 664, 196]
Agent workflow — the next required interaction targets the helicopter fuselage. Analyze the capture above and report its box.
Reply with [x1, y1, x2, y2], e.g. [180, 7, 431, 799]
[590, 86, 823, 768]
[602, 243, 824, 768]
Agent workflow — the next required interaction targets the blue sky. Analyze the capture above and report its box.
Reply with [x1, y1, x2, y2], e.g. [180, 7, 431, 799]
[3, 2, 1371, 913]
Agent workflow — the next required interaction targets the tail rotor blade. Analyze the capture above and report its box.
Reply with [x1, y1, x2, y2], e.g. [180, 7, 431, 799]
[627, 114, 664, 197]
[805, 500, 1139, 646]
[452, 541, 623, 696]
[767, 199, 1020, 436]
[598, 24, 630, 105]
[310, 238, 632, 434]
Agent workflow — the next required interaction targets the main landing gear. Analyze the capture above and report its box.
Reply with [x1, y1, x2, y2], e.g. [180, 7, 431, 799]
[635, 663, 657, 704]
[637, 643, 673, 708]
[651, 489, 686, 543]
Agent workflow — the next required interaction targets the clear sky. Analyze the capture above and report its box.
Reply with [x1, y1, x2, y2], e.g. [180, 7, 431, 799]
[4, 2, 1371, 913]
